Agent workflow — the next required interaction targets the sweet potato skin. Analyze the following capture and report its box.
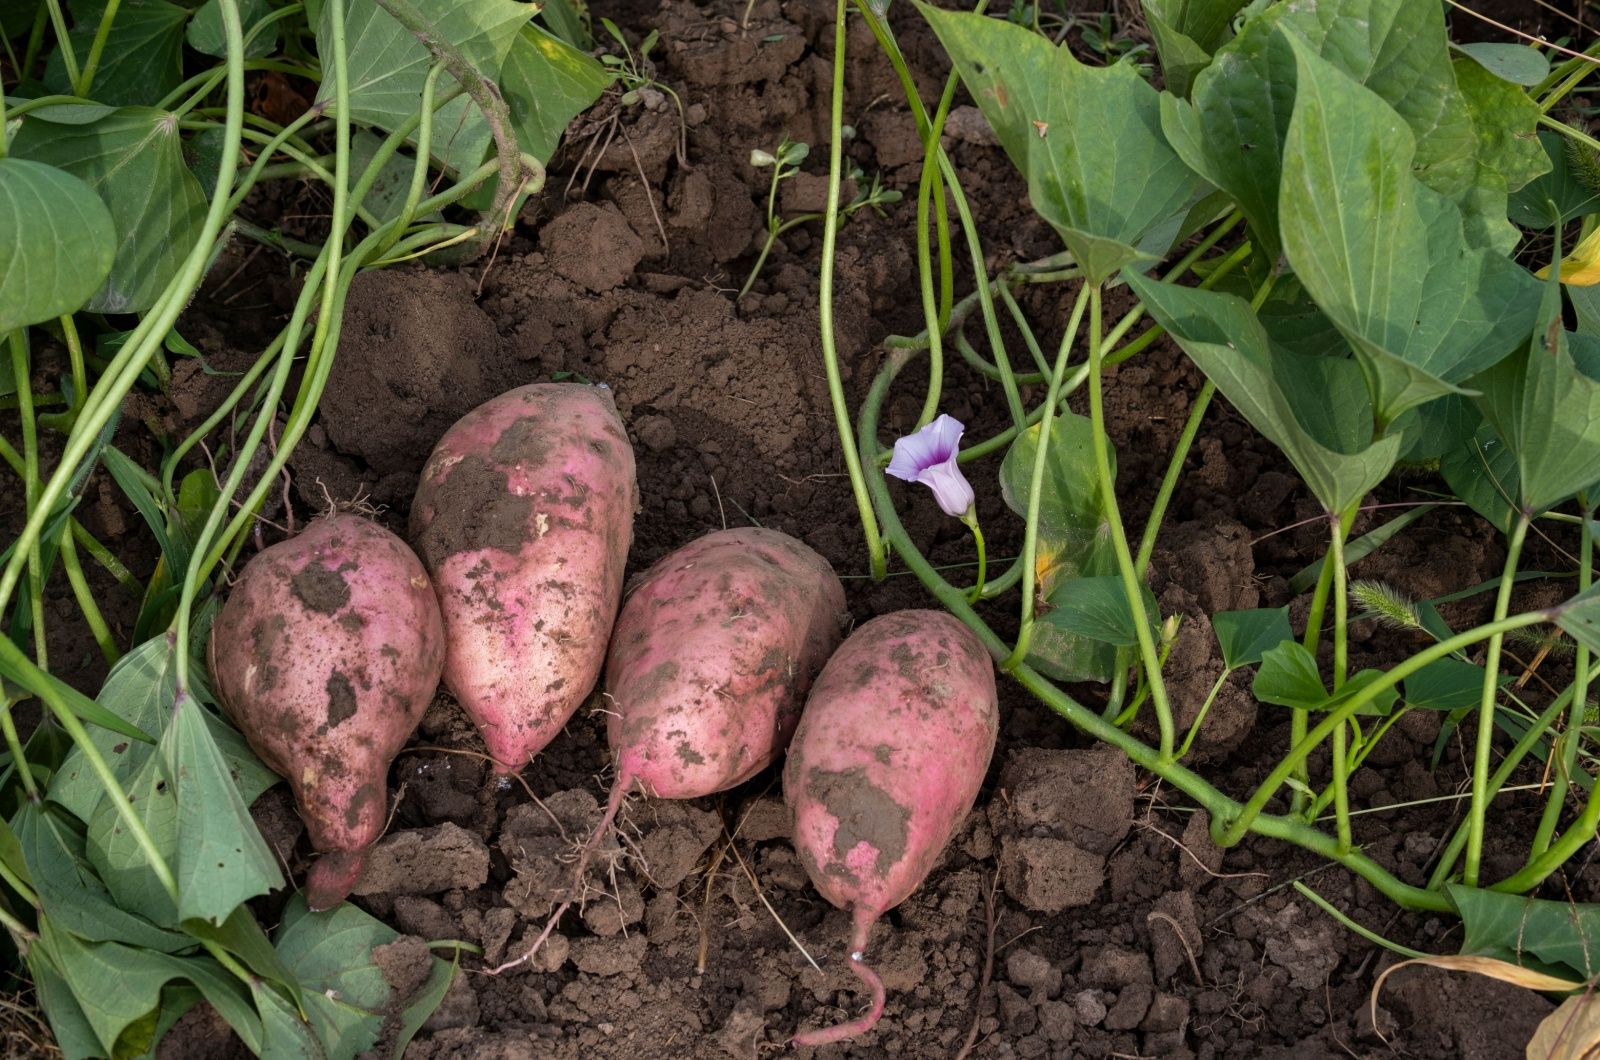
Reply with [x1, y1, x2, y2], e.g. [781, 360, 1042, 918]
[604, 528, 848, 799]
[208, 514, 444, 909]
[409, 383, 637, 773]
[784, 610, 998, 919]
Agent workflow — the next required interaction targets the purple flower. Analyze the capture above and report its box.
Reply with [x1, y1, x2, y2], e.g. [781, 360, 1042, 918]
[886, 415, 975, 519]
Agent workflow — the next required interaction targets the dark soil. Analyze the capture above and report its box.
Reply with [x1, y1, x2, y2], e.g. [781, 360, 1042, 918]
[15, 1, 1591, 1058]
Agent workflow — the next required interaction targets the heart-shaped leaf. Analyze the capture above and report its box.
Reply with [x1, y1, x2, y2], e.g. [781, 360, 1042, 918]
[1403, 657, 1505, 712]
[918, 3, 1209, 284]
[0, 157, 116, 332]
[1453, 58, 1549, 197]
[9, 106, 208, 314]
[1440, 422, 1522, 534]
[188, 0, 276, 58]
[1127, 272, 1402, 512]
[1278, 36, 1541, 429]
[498, 25, 615, 166]
[1253, 641, 1326, 710]
[1213, 607, 1292, 669]
[1452, 41, 1550, 86]
[1164, 0, 1512, 260]
[320, 0, 535, 176]
[1038, 575, 1160, 648]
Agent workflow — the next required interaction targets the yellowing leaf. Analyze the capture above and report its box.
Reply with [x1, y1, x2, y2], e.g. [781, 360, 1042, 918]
[1539, 224, 1600, 286]
[1528, 993, 1600, 1060]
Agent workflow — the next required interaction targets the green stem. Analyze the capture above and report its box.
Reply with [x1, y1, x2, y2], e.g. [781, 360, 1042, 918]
[1464, 514, 1530, 887]
[374, 61, 445, 258]
[737, 213, 819, 301]
[913, 62, 964, 426]
[1295, 882, 1431, 958]
[1219, 607, 1553, 847]
[44, 0, 80, 91]
[58, 530, 119, 665]
[73, 0, 121, 97]
[1531, 506, 1593, 859]
[0, 707, 38, 801]
[1087, 285, 1175, 759]
[37, 314, 89, 433]
[1430, 672, 1589, 890]
[368, 0, 532, 249]
[857, 348, 1453, 912]
[1176, 668, 1231, 759]
[9, 332, 47, 672]
[963, 515, 986, 603]
[0, 0, 249, 622]
[816, 0, 886, 580]
[997, 281, 1052, 377]
[1135, 381, 1212, 576]
[72, 520, 140, 596]
[1005, 286, 1090, 670]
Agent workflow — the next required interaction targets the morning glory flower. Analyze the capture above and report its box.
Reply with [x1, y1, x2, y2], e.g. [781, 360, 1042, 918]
[887, 414, 975, 519]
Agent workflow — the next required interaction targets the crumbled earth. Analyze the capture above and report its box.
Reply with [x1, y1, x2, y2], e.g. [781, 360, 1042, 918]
[13, 0, 1583, 1057]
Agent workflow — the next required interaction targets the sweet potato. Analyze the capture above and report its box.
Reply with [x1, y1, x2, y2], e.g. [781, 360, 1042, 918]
[486, 527, 847, 974]
[208, 514, 445, 910]
[408, 383, 637, 773]
[784, 610, 998, 1045]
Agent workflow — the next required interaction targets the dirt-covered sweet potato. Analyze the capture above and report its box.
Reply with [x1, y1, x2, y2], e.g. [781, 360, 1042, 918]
[408, 383, 638, 773]
[485, 527, 847, 975]
[784, 610, 998, 1045]
[603, 527, 848, 802]
[208, 514, 445, 910]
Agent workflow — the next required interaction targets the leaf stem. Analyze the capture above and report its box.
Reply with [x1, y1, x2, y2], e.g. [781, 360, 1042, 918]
[1531, 506, 1593, 859]
[73, 0, 121, 98]
[1464, 513, 1529, 886]
[1004, 285, 1089, 671]
[816, 0, 886, 580]
[1086, 286, 1175, 758]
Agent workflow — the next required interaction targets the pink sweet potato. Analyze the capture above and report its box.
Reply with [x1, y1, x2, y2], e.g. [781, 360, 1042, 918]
[784, 610, 998, 1045]
[408, 383, 637, 773]
[602, 527, 848, 803]
[486, 527, 847, 975]
[208, 514, 445, 910]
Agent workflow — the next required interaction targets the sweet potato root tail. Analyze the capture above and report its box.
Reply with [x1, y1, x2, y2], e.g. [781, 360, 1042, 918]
[305, 849, 367, 911]
[789, 910, 886, 1048]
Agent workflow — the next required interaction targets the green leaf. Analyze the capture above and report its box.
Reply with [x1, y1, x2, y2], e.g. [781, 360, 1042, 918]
[164, 693, 283, 925]
[29, 938, 105, 1060]
[52, 636, 275, 824]
[13, 802, 189, 952]
[0, 634, 153, 745]
[1126, 272, 1402, 512]
[36, 917, 180, 1055]
[1213, 607, 1292, 669]
[1510, 131, 1600, 229]
[1452, 883, 1600, 981]
[86, 747, 180, 927]
[1325, 668, 1399, 717]
[1165, 0, 1510, 260]
[1138, 0, 1245, 98]
[42, 0, 190, 107]
[0, 158, 116, 332]
[1557, 582, 1600, 659]
[394, 952, 457, 1056]
[275, 897, 400, 1059]
[9, 107, 208, 314]
[187, 0, 276, 57]
[917, 3, 1208, 284]
[1038, 575, 1159, 648]
[1252, 641, 1326, 710]
[321, 0, 534, 176]
[536, 0, 590, 49]
[1453, 58, 1549, 195]
[1452, 42, 1550, 87]
[1277, 36, 1541, 428]
[1252, 642, 1393, 715]
[1402, 657, 1503, 712]
[1473, 279, 1600, 516]
[499, 25, 615, 165]
[1440, 422, 1522, 535]
[998, 412, 1119, 682]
